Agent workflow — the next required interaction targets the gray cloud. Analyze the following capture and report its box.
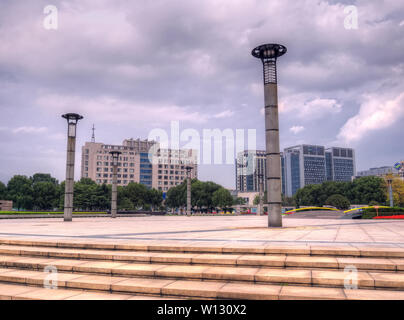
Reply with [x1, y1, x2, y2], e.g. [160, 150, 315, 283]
[0, 0, 403, 187]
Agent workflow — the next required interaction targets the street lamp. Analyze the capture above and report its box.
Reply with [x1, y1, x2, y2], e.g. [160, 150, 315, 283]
[387, 178, 394, 207]
[62, 113, 83, 222]
[109, 151, 121, 218]
[185, 166, 192, 216]
[252, 43, 287, 227]
[257, 173, 264, 216]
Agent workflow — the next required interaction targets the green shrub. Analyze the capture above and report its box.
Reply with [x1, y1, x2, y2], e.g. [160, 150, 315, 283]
[325, 194, 350, 210]
[361, 207, 404, 219]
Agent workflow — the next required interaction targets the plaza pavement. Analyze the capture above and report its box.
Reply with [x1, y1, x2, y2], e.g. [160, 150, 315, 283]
[1, 215, 404, 299]
[1, 215, 404, 248]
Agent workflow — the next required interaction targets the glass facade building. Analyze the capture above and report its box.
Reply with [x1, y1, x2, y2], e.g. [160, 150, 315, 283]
[283, 145, 356, 197]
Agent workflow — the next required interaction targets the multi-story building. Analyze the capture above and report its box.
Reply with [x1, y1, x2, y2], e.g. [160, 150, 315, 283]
[283, 147, 301, 196]
[236, 145, 356, 197]
[283, 145, 356, 196]
[357, 166, 399, 178]
[151, 148, 197, 192]
[283, 145, 327, 197]
[325, 147, 356, 182]
[235, 150, 286, 194]
[235, 150, 267, 192]
[81, 138, 197, 192]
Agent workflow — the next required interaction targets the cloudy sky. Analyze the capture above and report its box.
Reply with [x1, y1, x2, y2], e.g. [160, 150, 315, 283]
[0, 0, 403, 188]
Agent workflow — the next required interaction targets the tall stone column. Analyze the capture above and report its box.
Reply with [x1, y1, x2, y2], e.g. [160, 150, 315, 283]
[258, 173, 264, 216]
[111, 164, 118, 218]
[186, 166, 192, 216]
[62, 113, 83, 222]
[252, 44, 287, 227]
[64, 136, 75, 222]
[109, 151, 121, 218]
[387, 178, 394, 207]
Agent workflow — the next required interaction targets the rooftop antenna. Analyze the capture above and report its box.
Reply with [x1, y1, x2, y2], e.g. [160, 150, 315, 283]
[91, 124, 95, 142]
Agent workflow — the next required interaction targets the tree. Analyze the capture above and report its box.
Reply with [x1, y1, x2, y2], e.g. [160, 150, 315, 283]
[31, 173, 58, 185]
[32, 181, 59, 210]
[282, 194, 295, 206]
[325, 194, 350, 210]
[165, 182, 186, 208]
[148, 188, 163, 211]
[350, 176, 386, 204]
[293, 177, 386, 207]
[384, 174, 404, 207]
[212, 188, 233, 209]
[0, 181, 7, 200]
[165, 179, 226, 211]
[7, 175, 33, 210]
[30, 173, 60, 210]
[233, 197, 246, 205]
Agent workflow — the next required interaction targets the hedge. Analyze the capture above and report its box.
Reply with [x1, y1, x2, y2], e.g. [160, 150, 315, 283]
[0, 211, 107, 215]
[362, 207, 404, 219]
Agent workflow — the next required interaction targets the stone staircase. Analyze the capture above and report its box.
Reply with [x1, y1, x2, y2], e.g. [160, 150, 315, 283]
[0, 238, 404, 300]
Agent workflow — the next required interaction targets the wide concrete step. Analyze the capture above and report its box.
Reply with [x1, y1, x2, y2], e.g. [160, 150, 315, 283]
[1, 244, 403, 272]
[1, 267, 404, 300]
[0, 282, 171, 300]
[2, 238, 404, 258]
[2, 254, 404, 290]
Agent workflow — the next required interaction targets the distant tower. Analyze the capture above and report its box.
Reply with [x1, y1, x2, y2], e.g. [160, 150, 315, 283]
[91, 124, 95, 142]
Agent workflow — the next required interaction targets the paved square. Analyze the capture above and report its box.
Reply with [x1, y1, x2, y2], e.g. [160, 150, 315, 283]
[0, 215, 404, 248]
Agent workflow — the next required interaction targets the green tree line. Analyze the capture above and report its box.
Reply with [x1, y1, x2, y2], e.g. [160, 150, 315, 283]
[165, 179, 244, 211]
[0, 173, 164, 211]
[294, 176, 387, 209]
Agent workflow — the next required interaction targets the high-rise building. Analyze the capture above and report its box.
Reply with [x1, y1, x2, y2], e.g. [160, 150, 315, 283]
[283, 147, 301, 197]
[81, 138, 197, 192]
[236, 145, 356, 197]
[235, 150, 267, 192]
[283, 145, 326, 197]
[325, 147, 356, 182]
[235, 150, 286, 194]
[283, 145, 356, 196]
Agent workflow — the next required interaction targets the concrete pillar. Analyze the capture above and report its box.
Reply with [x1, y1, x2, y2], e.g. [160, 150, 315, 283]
[186, 174, 191, 215]
[388, 182, 394, 207]
[64, 136, 76, 222]
[264, 83, 282, 227]
[259, 177, 264, 216]
[111, 163, 118, 218]
[252, 43, 286, 228]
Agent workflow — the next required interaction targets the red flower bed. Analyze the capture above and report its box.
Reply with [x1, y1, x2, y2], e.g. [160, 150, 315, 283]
[373, 215, 404, 219]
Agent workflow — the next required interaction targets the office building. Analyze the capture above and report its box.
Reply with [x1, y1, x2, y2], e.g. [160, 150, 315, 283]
[236, 145, 356, 197]
[357, 166, 399, 178]
[325, 147, 356, 182]
[81, 138, 197, 192]
[283, 145, 356, 196]
[235, 150, 267, 192]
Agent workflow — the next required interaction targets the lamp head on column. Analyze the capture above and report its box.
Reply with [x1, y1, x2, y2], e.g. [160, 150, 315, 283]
[62, 113, 83, 138]
[252, 43, 287, 60]
[185, 166, 192, 177]
[252, 43, 287, 85]
[109, 151, 122, 166]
